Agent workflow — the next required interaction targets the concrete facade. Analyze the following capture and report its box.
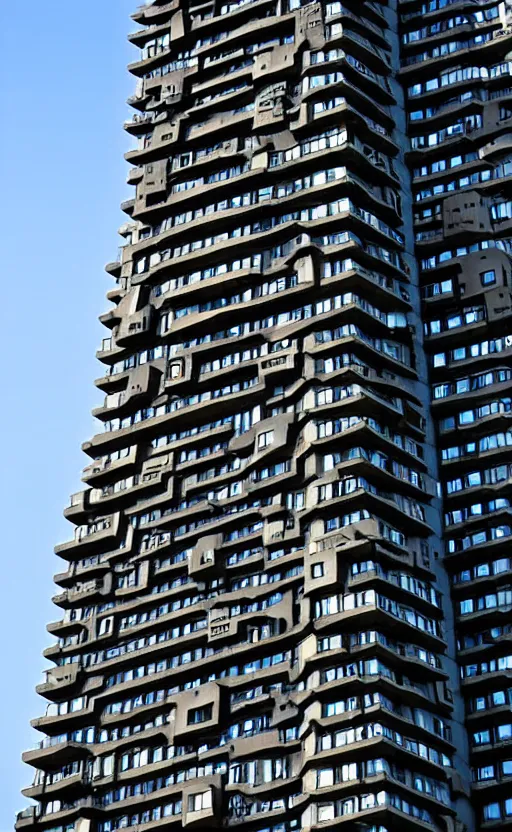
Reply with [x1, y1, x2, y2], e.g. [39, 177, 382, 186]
[16, 1, 512, 830]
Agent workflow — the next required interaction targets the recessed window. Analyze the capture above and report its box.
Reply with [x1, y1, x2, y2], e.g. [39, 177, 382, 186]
[201, 549, 214, 564]
[169, 362, 183, 379]
[477, 765, 495, 781]
[98, 617, 112, 636]
[258, 430, 274, 449]
[317, 768, 334, 788]
[318, 804, 335, 822]
[188, 704, 213, 725]
[484, 803, 501, 821]
[480, 269, 496, 286]
[312, 563, 324, 578]
[188, 790, 212, 812]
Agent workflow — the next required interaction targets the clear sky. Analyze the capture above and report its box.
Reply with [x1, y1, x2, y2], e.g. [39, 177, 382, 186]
[0, 3, 135, 826]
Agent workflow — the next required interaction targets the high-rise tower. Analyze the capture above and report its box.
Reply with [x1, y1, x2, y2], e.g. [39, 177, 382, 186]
[402, 0, 512, 825]
[16, 1, 512, 831]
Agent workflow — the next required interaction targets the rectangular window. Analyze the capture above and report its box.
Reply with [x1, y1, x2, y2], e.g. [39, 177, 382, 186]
[188, 705, 213, 725]
[480, 269, 496, 286]
[318, 804, 335, 822]
[188, 791, 212, 812]
[258, 430, 274, 449]
[317, 768, 334, 788]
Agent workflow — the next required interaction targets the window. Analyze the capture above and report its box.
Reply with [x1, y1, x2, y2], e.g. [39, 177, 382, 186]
[169, 362, 183, 379]
[317, 768, 334, 788]
[476, 765, 495, 781]
[498, 724, 512, 741]
[473, 730, 490, 745]
[287, 491, 305, 510]
[484, 803, 501, 820]
[262, 758, 288, 782]
[188, 705, 213, 725]
[480, 269, 496, 286]
[258, 430, 274, 449]
[98, 617, 112, 636]
[318, 634, 342, 653]
[312, 563, 325, 578]
[188, 791, 212, 812]
[318, 804, 335, 822]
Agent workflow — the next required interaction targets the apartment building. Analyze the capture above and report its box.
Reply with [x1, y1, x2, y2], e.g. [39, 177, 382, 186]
[16, 0, 512, 830]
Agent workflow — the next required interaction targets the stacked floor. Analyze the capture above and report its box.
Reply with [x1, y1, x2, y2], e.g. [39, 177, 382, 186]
[17, 1, 512, 831]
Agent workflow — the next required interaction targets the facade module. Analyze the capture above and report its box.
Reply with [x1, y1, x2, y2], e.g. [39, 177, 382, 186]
[15, 0, 512, 831]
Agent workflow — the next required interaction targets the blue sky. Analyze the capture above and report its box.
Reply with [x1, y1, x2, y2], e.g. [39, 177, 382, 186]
[0, 3, 135, 826]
